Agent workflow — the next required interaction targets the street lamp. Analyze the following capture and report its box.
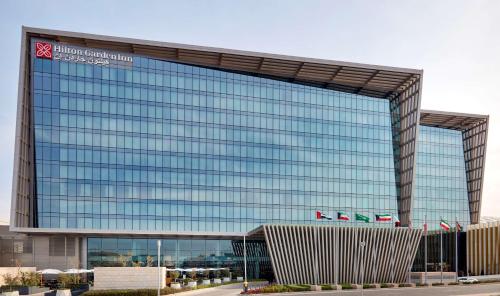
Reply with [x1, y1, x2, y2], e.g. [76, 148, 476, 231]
[243, 235, 248, 293]
[360, 241, 365, 296]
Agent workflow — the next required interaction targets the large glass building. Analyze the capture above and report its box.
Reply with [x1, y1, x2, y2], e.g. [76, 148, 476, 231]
[9, 27, 488, 281]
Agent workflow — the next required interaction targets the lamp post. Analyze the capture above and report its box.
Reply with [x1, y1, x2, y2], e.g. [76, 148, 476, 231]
[243, 235, 248, 293]
[157, 240, 161, 296]
[360, 241, 365, 296]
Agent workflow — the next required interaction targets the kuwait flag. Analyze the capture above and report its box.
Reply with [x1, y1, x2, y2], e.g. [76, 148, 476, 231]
[440, 219, 451, 231]
[337, 212, 350, 221]
[355, 213, 370, 223]
[375, 214, 392, 222]
[316, 211, 333, 220]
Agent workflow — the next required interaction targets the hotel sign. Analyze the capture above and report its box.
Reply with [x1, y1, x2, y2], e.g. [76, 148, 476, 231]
[34, 41, 133, 66]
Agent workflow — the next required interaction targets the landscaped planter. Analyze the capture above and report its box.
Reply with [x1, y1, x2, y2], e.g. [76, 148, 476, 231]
[202, 279, 211, 285]
[187, 281, 197, 288]
[310, 285, 321, 291]
[214, 278, 222, 284]
[1, 291, 20, 296]
[236, 276, 243, 281]
[170, 282, 181, 289]
[18, 286, 49, 295]
[222, 277, 231, 283]
[56, 289, 71, 296]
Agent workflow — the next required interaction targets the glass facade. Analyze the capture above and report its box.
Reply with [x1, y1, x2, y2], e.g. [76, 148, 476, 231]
[32, 41, 399, 233]
[87, 238, 236, 268]
[87, 237, 272, 279]
[413, 126, 470, 230]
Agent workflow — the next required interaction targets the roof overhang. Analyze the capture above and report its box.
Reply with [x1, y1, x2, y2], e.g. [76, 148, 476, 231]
[10, 226, 247, 239]
[420, 109, 489, 131]
[23, 26, 422, 98]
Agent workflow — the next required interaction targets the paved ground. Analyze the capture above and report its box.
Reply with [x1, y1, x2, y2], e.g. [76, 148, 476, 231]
[174, 282, 268, 296]
[183, 282, 500, 296]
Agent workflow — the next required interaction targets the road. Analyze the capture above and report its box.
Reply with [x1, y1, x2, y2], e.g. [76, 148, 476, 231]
[182, 282, 500, 296]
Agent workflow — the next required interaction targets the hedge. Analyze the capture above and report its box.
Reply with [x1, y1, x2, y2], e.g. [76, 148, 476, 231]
[340, 283, 353, 289]
[83, 287, 190, 296]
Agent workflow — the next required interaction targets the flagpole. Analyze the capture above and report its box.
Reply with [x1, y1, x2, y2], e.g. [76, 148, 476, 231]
[455, 216, 459, 282]
[466, 224, 469, 278]
[424, 214, 427, 285]
[440, 220, 443, 284]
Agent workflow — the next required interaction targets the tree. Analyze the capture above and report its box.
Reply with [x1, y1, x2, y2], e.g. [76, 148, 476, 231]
[188, 270, 197, 280]
[132, 260, 143, 267]
[202, 270, 210, 280]
[170, 271, 180, 283]
[20, 271, 40, 287]
[117, 252, 132, 267]
[146, 256, 154, 267]
[2, 273, 20, 291]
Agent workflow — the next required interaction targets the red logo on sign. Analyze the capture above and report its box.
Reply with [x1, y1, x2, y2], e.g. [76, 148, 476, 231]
[35, 42, 52, 59]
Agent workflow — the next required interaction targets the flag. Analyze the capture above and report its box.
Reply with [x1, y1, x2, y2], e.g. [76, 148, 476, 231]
[394, 216, 401, 227]
[423, 223, 428, 235]
[440, 219, 451, 231]
[316, 211, 332, 220]
[456, 221, 462, 232]
[376, 214, 392, 222]
[355, 213, 370, 223]
[337, 212, 350, 221]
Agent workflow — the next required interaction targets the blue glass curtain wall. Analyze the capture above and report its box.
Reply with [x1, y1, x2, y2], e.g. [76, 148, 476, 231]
[32, 41, 399, 232]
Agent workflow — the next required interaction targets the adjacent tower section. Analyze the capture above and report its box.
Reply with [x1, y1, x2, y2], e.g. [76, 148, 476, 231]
[417, 110, 488, 226]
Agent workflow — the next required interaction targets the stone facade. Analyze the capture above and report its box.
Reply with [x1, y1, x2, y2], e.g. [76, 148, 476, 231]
[94, 267, 166, 290]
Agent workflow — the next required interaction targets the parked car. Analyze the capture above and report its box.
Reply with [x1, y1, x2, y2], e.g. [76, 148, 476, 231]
[458, 277, 478, 284]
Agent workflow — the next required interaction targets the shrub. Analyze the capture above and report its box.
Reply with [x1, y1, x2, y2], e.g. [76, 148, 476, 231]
[161, 287, 190, 294]
[2, 273, 20, 290]
[252, 284, 310, 293]
[448, 282, 458, 285]
[117, 253, 132, 267]
[146, 256, 154, 267]
[398, 283, 413, 287]
[188, 270, 197, 280]
[320, 284, 332, 290]
[432, 282, 444, 286]
[212, 270, 220, 279]
[341, 283, 353, 289]
[380, 283, 395, 288]
[363, 284, 376, 289]
[19, 271, 41, 286]
[202, 270, 210, 280]
[83, 287, 192, 296]
[83, 289, 157, 296]
[169, 271, 179, 282]
[221, 269, 230, 278]
[58, 273, 80, 289]
[286, 284, 310, 291]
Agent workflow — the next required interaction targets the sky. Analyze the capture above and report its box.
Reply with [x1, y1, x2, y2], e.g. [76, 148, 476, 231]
[0, 0, 499, 223]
